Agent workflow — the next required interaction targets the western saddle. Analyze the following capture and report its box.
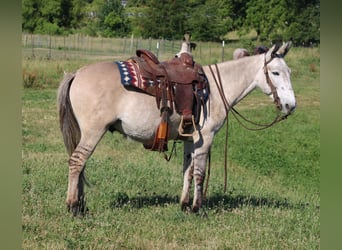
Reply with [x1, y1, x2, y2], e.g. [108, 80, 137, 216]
[128, 49, 209, 152]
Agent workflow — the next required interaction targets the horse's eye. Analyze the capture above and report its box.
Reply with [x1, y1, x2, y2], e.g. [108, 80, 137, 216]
[272, 71, 279, 76]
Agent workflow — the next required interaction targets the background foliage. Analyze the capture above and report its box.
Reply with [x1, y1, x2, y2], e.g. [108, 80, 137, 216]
[22, 0, 320, 44]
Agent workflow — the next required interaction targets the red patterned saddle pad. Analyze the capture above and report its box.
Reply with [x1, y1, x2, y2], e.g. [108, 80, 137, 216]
[115, 61, 155, 91]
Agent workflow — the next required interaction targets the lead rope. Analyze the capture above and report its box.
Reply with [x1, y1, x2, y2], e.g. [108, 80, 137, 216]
[205, 64, 231, 196]
[203, 116, 229, 199]
[163, 140, 179, 161]
[206, 60, 289, 196]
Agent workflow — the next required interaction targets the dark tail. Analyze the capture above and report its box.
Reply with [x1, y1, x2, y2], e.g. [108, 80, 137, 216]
[58, 72, 90, 198]
[57, 72, 80, 156]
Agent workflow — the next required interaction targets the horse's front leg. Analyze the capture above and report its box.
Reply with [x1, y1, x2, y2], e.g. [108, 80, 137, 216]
[192, 151, 208, 213]
[191, 132, 213, 213]
[180, 141, 194, 211]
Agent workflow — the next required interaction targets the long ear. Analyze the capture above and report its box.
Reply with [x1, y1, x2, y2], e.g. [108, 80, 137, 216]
[265, 42, 281, 62]
[276, 41, 292, 57]
[184, 33, 190, 43]
[282, 41, 292, 57]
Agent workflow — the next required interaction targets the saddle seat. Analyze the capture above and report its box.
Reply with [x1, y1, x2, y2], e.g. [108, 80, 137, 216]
[136, 49, 199, 84]
[127, 49, 209, 152]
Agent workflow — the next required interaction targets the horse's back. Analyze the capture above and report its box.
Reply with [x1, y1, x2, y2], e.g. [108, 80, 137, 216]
[69, 61, 126, 130]
[72, 61, 121, 91]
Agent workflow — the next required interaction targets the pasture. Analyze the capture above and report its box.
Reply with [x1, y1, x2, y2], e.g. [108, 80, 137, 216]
[22, 37, 320, 249]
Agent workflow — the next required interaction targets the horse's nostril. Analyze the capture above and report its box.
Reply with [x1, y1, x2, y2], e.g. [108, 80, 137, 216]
[285, 103, 296, 113]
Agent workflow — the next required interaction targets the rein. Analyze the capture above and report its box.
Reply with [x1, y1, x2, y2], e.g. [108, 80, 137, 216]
[205, 56, 289, 195]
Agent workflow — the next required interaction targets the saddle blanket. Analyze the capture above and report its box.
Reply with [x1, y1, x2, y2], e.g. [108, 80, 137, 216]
[115, 61, 155, 91]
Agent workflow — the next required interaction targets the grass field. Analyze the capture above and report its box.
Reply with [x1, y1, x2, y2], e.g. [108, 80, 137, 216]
[22, 38, 320, 249]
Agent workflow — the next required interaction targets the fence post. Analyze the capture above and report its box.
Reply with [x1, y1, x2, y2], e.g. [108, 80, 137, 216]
[156, 41, 159, 58]
[24, 34, 27, 47]
[135, 37, 140, 50]
[48, 35, 51, 59]
[222, 40, 225, 62]
[123, 36, 127, 56]
[31, 33, 35, 58]
[208, 42, 211, 59]
[63, 35, 66, 59]
[130, 34, 134, 54]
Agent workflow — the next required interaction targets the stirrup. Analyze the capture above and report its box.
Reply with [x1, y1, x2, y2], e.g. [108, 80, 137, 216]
[178, 115, 197, 137]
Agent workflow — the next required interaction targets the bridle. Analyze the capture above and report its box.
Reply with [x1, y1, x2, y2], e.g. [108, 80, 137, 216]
[209, 54, 289, 131]
[264, 54, 283, 114]
[204, 54, 290, 196]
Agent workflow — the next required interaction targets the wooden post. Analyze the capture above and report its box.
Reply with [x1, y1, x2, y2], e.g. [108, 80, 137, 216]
[31, 33, 35, 58]
[123, 37, 127, 56]
[63, 35, 66, 59]
[208, 42, 211, 58]
[130, 33, 134, 54]
[48, 35, 51, 59]
[156, 40, 160, 58]
[222, 40, 225, 62]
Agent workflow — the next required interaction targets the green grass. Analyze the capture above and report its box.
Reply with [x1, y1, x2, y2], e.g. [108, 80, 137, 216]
[22, 43, 319, 249]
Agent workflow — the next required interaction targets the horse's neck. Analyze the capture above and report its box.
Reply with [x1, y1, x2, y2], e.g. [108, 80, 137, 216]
[205, 55, 262, 107]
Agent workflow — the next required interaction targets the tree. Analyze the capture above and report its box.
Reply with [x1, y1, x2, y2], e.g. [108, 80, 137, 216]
[22, 0, 320, 44]
[230, 0, 251, 30]
[244, 0, 320, 44]
[97, 0, 130, 37]
[187, 0, 233, 41]
[22, 0, 89, 35]
[22, 0, 39, 33]
[283, 0, 320, 45]
[137, 0, 189, 39]
[244, 0, 286, 41]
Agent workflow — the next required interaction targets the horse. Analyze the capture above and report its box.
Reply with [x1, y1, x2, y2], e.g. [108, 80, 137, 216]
[233, 48, 250, 60]
[254, 45, 269, 54]
[233, 45, 269, 60]
[58, 41, 296, 215]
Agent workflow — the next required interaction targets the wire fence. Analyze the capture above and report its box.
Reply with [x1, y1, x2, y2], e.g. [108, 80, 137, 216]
[22, 34, 231, 64]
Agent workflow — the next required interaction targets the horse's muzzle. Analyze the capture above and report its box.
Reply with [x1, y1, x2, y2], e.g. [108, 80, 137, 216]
[283, 103, 296, 115]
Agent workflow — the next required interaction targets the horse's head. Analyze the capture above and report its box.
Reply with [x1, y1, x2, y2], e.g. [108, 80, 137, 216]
[257, 41, 296, 116]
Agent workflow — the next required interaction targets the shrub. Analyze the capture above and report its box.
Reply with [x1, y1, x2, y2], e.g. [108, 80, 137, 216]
[22, 70, 37, 88]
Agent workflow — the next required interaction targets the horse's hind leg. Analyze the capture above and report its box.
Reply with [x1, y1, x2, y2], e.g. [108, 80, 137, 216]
[66, 129, 105, 215]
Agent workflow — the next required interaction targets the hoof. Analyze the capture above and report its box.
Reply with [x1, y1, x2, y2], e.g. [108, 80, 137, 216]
[67, 200, 87, 216]
[191, 205, 200, 213]
[192, 199, 202, 213]
[181, 202, 191, 212]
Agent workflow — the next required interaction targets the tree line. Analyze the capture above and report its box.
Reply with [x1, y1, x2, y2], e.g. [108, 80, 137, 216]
[22, 0, 320, 45]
